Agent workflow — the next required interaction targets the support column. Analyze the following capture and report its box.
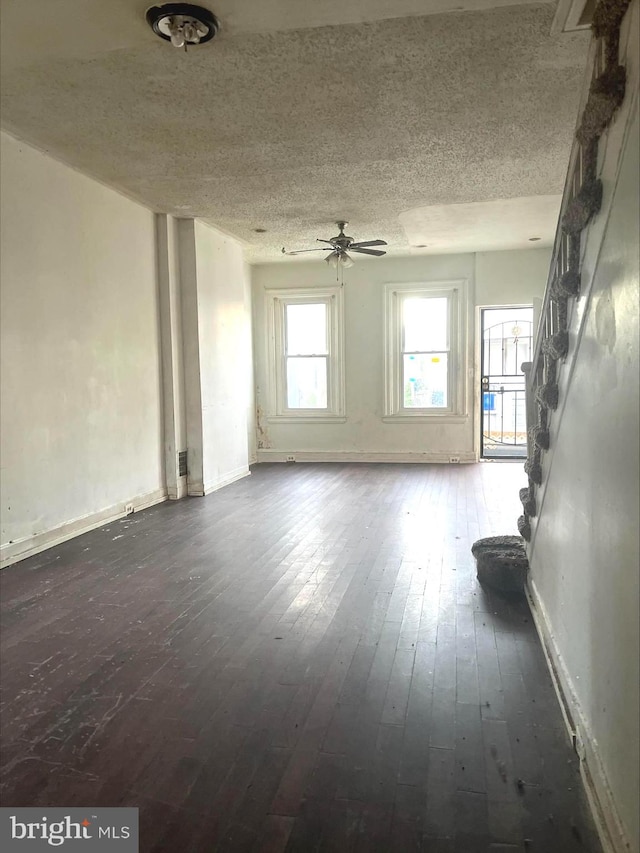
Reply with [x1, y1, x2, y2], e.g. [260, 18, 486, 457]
[156, 214, 189, 500]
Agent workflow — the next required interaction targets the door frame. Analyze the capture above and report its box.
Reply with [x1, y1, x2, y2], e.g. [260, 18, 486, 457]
[474, 303, 533, 461]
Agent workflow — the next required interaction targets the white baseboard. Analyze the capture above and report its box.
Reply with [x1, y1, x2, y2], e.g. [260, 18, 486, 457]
[188, 465, 251, 497]
[527, 577, 632, 853]
[255, 450, 477, 464]
[167, 476, 188, 501]
[204, 465, 251, 495]
[0, 487, 168, 569]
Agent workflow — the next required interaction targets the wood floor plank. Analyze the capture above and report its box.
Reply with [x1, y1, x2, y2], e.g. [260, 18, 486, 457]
[0, 462, 602, 852]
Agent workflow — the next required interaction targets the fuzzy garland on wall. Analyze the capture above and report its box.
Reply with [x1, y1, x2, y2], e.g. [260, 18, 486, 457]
[538, 405, 548, 432]
[592, 0, 632, 37]
[535, 381, 559, 411]
[517, 515, 532, 542]
[561, 180, 603, 234]
[535, 355, 559, 411]
[556, 295, 568, 330]
[524, 447, 543, 486]
[519, 485, 537, 518]
[510, 0, 630, 544]
[551, 270, 581, 299]
[577, 65, 627, 144]
[542, 330, 569, 361]
[530, 423, 550, 451]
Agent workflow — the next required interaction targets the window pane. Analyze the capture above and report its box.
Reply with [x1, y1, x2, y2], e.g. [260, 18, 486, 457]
[403, 297, 448, 352]
[403, 353, 448, 408]
[286, 303, 327, 355]
[287, 356, 327, 408]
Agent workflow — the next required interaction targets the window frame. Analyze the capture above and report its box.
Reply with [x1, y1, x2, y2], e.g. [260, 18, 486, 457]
[266, 286, 346, 422]
[383, 280, 468, 422]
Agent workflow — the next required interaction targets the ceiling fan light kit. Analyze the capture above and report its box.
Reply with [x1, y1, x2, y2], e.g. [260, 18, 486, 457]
[326, 252, 354, 270]
[146, 3, 219, 50]
[282, 222, 387, 281]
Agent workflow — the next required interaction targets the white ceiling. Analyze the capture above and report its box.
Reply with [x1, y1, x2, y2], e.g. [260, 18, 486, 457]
[0, 1, 590, 261]
[400, 195, 563, 254]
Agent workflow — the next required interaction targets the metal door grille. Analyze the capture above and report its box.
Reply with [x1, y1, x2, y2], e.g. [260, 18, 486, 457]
[481, 309, 533, 459]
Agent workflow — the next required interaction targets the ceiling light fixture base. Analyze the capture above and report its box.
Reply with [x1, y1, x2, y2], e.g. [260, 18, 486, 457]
[146, 3, 219, 48]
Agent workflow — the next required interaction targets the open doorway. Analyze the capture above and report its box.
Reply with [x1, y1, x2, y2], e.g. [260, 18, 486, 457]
[480, 306, 533, 459]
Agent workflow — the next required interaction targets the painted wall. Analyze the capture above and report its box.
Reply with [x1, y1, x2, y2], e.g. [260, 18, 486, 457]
[475, 247, 551, 306]
[181, 220, 254, 493]
[252, 250, 548, 459]
[0, 132, 165, 564]
[528, 9, 639, 848]
[195, 220, 254, 490]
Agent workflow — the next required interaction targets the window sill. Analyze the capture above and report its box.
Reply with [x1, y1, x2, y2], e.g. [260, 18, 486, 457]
[267, 415, 347, 424]
[382, 413, 468, 424]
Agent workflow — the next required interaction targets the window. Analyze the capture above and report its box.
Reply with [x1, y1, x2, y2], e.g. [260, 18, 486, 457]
[266, 287, 345, 421]
[384, 281, 467, 420]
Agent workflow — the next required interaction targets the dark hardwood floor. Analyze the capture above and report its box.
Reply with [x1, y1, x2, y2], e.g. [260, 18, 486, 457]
[1, 462, 601, 852]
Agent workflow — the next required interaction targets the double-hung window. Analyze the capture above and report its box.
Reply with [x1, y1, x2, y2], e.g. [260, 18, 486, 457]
[266, 287, 345, 421]
[384, 281, 467, 420]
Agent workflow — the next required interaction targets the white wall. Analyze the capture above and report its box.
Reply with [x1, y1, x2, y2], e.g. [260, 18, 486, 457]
[192, 220, 254, 492]
[177, 219, 254, 495]
[252, 249, 548, 460]
[475, 247, 551, 306]
[0, 132, 165, 565]
[528, 6, 639, 849]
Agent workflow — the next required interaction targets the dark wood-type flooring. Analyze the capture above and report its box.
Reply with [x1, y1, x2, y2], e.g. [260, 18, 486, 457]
[1, 463, 601, 852]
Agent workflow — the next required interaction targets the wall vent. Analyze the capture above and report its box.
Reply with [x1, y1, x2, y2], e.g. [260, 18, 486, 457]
[178, 450, 188, 477]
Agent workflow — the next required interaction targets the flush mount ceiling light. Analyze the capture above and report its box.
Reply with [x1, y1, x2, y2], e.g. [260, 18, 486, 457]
[146, 4, 219, 50]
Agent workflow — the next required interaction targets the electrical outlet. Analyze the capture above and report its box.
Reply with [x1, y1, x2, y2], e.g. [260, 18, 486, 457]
[449, 456, 460, 464]
[124, 503, 134, 515]
[286, 455, 296, 463]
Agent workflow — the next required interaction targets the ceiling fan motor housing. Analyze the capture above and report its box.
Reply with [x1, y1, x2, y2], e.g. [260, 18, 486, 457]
[332, 221, 353, 248]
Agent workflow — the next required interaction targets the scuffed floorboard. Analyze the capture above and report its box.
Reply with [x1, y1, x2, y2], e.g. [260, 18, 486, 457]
[0, 463, 601, 852]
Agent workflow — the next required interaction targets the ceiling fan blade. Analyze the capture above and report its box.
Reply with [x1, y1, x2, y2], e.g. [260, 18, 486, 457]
[350, 247, 387, 256]
[348, 239, 387, 248]
[282, 247, 333, 255]
[316, 238, 337, 245]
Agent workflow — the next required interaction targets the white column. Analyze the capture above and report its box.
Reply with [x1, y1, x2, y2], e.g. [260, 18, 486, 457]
[156, 214, 189, 499]
[177, 218, 207, 496]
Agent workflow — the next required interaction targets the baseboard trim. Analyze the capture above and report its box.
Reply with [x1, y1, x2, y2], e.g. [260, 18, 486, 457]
[527, 577, 632, 853]
[167, 476, 188, 501]
[188, 465, 251, 497]
[203, 466, 250, 495]
[0, 487, 168, 569]
[255, 450, 477, 464]
[525, 579, 577, 742]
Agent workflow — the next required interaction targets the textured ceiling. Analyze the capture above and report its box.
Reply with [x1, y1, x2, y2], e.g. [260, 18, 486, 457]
[0, 1, 590, 261]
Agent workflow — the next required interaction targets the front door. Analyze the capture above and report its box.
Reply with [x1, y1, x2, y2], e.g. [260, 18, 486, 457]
[481, 307, 533, 459]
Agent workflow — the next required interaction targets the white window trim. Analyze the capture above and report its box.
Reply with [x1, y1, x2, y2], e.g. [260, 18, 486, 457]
[266, 286, 346, 423]
[383, 279, 468, 422]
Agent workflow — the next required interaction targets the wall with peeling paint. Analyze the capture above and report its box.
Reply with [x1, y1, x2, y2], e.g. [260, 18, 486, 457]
[0, 132, 165, 565]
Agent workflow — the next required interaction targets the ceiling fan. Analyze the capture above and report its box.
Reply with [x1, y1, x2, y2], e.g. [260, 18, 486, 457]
[282, 222, 387, 269]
